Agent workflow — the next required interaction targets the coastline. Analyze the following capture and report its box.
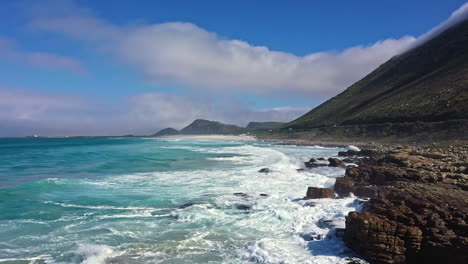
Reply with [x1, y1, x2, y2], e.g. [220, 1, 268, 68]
[266, 135, 467, 263]
[157, 134, 257, 141]
[326, 143, 467, 263]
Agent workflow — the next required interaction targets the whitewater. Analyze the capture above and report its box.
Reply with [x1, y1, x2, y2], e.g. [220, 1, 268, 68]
[0, 137, 366, 264]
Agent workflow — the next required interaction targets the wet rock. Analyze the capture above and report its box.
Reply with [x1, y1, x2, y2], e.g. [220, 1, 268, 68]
[258, 168, 271, 173]
[303, 201, 316, 207]
[179, 202, 196, 209]
[334, 177, 355, 197]
[300, 232, 324, 241]
[259, 193, 268, 197]
[304, 158, 326, 168]
[343, 157, 359, 163]
[233, 192, 249, 198]
[235, 204, 252, 210]
[318, 218, 338, 229]
[317, 157, 326, 161]
[306, 187, 335, 199]
[335, 145, 468, 264]
[335, 228, 346, 238]
[328, 157, 346, 167]
[179, 202, 205, 209]
[338, 149, 376, 157]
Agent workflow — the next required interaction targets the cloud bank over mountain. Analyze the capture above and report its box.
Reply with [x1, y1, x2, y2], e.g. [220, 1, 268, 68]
[1, 1, 467, 136]
[30, 1, 418, 97]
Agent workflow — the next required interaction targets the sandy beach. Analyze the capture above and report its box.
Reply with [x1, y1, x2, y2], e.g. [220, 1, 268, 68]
[158, 134, 257, 141]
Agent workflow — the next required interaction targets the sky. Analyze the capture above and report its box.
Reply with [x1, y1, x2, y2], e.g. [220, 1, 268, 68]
[1, 0, 467, 136]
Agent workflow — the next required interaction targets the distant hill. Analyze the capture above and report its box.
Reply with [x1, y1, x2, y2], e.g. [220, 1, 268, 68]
[180, 119, 245, 135]
[283, 17, 468, 142]
[153, 128, 179, 136]
[246, 121, 285, 130]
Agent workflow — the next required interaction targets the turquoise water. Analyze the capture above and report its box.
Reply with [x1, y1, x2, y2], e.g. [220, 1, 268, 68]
[0, 138, 364, 264]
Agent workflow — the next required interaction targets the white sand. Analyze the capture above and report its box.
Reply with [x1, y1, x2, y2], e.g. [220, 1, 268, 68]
[159, 134, 257, 141]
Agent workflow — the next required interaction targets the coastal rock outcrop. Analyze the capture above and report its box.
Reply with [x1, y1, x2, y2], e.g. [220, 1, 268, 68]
[306, 187, 335, 199]
[334, 146, 468, 264]
[328, 157, 345, 167]
[304, 158, 327, 168]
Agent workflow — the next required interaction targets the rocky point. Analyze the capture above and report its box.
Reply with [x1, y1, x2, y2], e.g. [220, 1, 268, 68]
[332, 144, 468, 264]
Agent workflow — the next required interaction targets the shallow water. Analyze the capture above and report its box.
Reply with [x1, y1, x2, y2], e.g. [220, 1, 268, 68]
[0, 137, 365, 264]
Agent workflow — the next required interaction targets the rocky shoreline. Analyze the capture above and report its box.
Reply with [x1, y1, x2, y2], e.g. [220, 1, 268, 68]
[302, 143, 467, 264]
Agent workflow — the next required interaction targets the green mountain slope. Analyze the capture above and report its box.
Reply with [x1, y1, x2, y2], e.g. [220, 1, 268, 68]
[153, 128, 179, 136]
[286, 18, 468, 133]
[246, 122, 285, 130]
[180, 119, 245, 135]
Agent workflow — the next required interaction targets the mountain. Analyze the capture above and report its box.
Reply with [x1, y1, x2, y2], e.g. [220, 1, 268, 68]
[284, 17, 468, 141]
[180, 119, 245, 135]
[246, 121, 285, 130]
[153, 128, 179, 136]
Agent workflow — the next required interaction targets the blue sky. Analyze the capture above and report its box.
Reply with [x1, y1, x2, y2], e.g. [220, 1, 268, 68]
[0, 0, 467, 136]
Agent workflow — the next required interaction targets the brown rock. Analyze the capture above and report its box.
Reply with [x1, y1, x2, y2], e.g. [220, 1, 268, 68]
[306, 187, 335, 199]
[345, 212, 422, 264]
[328, 157, 346, 167]
[333, 145, 468, 264]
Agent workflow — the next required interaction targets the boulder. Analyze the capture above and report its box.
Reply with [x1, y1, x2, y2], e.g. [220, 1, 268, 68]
[235, 204, 252, 210]
[304, 158, 326, 168]
[258, 168, 271, 173]
[306, 187, 335, 199]
[328, 157, 346, 167]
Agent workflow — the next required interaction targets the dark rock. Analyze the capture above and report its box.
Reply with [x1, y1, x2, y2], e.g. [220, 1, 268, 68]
[318, 218, 337, 229]
[343, 157, 359, 163]
[334, 146, 468, 264]
[300, 232, 324, 241]
[179, 202, 197, 209]
[235, 204, 252, 210]
[233, 192, 249, 198]
[259, 193, 268, 197]
[306, 187, 335, 199]
[338, 149, 376, 157]
[304, 159, 327, 168]
[258, 168, 271, 173]
[328, 157, 346, 167]
[317, 157, 326, 161]
[335, 228, 346, 238]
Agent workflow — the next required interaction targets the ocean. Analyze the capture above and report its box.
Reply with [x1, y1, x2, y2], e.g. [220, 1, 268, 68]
[0, 137, 365, 264]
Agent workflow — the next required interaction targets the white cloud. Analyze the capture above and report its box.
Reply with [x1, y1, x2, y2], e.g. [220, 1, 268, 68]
[0, 37, 87, 74]
[408, 2, 468, 50]
[0, 88, 307, 136]
[28, 2, 468, 97]
[26, 2, 414, 97]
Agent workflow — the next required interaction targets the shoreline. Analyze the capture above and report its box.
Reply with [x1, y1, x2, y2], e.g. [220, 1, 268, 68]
[157, 134, 257, 141]
[323, 143, 468, 263]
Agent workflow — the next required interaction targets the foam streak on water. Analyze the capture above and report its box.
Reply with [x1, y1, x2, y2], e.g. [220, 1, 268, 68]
[0, 138, 365, 264]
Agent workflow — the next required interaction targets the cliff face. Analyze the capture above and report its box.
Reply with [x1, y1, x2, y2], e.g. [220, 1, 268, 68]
[284, 18, 468, 141]
[180, 119, 245, 135]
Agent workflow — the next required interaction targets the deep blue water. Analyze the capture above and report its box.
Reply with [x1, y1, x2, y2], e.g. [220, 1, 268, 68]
[0, 137, 364, 264]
